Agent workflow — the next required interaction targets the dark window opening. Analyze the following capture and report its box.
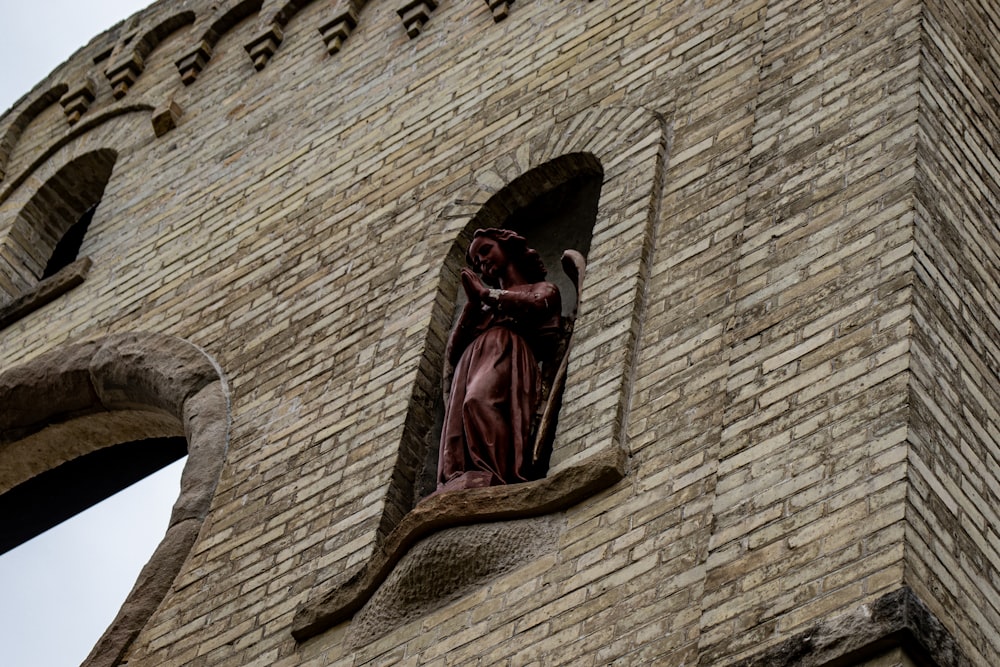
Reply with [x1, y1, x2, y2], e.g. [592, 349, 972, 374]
[42, 203, 97, 279]
[0, 436, 187, 555]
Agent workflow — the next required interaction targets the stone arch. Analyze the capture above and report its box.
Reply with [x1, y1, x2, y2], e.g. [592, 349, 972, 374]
[105, 11, 197, 98]
[292, 104, 669, 641]
[0, 149, 116, 299]
[0, 332, 230, 667]
[0, 84, 69, 182]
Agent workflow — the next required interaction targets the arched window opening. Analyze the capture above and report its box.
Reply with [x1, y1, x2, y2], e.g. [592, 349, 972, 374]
[0, 436, 187, 554]
[41, 203, 97, 280]
[0, 149, 116, 324]
[0, 333, 230, 667]
[0, 454, 187, 667]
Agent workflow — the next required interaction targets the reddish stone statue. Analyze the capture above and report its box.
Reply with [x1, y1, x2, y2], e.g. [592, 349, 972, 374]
[437, 228, 562, 493]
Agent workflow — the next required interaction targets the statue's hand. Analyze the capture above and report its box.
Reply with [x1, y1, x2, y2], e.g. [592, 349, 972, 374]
[461, 268, 489, 303]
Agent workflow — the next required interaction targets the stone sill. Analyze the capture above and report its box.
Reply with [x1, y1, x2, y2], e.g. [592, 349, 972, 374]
[291, 447, 627, 642]
[0, 257, 91, 331]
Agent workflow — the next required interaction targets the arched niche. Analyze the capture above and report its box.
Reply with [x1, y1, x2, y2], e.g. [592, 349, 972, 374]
[409, 152, 605, 503]
[293, 105, 669, 642]
[0, 332, 230, 667]
[0, 149, 116, 300]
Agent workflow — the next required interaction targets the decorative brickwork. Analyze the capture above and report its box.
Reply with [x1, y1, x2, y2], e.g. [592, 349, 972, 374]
[176, 0, 262, 84]
[59, 79, 97, 124]
[483, 0, 513, 22]
[397, 0, 437, 38]
[0, 84, 67, 182]
[1, 1, 999, 666]
[318, 9, 359, 56]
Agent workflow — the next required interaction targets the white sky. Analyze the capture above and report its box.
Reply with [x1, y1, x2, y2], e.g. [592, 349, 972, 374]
[0, 2, 185, 666]
[0, 459, 186, 667]
[0, 0, 153, 114]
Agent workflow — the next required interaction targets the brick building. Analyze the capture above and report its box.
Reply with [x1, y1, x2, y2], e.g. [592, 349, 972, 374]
[1, 0, 998, 665]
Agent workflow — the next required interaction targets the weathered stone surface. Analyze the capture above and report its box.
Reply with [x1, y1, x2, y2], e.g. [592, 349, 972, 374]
[172, 380, 229, 523]
[89, 332, 219, 416]
[292, 446, 625, 641]
[349, 515, 560, 646]
[734, 588, 971, 667]
[0, 328, 100, 435]
[84, 518, 202, 667]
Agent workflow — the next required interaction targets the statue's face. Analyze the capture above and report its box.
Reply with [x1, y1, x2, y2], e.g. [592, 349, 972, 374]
[469, 236, 508, 281]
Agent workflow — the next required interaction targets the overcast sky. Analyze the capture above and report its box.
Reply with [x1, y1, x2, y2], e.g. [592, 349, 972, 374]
[0, 2, 185, 666]
[0, 1, 153, 114]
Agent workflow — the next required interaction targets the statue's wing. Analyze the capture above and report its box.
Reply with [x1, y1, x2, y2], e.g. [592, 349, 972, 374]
[532, 249, 586, 467]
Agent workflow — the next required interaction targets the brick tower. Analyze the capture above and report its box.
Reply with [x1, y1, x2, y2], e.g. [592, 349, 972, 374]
[1, 1, 998, 665]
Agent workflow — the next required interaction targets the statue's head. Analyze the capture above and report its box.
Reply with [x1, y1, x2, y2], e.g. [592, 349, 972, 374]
[467, 228, 547, 287]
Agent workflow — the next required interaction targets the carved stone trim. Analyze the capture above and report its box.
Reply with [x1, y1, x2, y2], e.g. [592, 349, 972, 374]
[728, 587, 971, 667]
[59, 79, 97, 124]
[347, 515, 562, 647]
[318, 9, 359, 55]
[244, 25, 284, 71]
[397, 0, 438, 39]
[291, 446, 625, 641]
[0, 257, 90, 331]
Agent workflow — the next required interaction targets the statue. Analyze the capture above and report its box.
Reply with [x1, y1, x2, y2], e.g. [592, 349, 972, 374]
[435, 228, 583, 494]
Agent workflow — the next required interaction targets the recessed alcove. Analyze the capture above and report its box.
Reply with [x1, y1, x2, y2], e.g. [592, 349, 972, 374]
[0, 149, 116, 300]
[293, 105, 668, 643]
[411, 155, 604, 503]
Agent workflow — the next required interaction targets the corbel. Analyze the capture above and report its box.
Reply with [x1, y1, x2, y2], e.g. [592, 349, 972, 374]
[175, 41, 213, 85]
[484, 0, 513, 22]
[318, 8, 359, 55]
[59, 79, 97, 124]
[151, 99, 183, 137]
[397, 0, 438, 39]
[105, 51, 145, 99]
[244, 24, 284, 71]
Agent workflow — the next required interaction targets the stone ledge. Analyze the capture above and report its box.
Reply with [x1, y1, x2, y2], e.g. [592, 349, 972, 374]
[291, 446, 626, 642]
[0, 257, 91, 331]
[730, 587, 971, 667]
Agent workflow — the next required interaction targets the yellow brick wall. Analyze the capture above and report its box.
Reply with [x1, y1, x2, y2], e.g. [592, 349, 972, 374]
[1, 0, 998, 665]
